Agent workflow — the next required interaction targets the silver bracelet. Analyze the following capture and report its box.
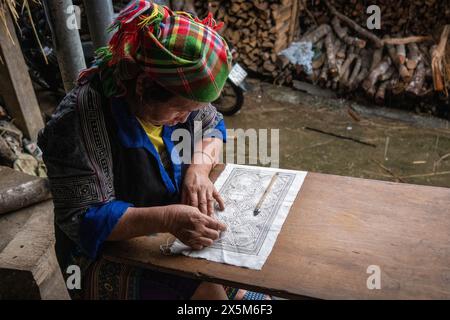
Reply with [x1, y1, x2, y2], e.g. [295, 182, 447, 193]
[193, 151, 215, 164]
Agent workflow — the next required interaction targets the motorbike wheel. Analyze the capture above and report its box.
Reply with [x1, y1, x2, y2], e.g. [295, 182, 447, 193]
[213, 80, 244, 116]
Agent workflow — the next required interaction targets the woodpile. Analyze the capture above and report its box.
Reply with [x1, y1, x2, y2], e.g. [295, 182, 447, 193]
[274, 0, 450, 103]
[194, 0, 300, 77]
[299, 0, 450, 38]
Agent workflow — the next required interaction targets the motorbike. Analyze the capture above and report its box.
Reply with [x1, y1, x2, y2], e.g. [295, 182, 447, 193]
[213, 43, 248, 116]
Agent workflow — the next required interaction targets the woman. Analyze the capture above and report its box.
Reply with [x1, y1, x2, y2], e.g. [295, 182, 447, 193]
[39, 1, 264, 300]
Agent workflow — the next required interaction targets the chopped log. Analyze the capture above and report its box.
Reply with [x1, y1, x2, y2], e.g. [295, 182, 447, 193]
[301, 24, 332, 43]
[312, 53, 326, 70]
[375, 81, 390, 105]
[370, 48, 384, 72]
[276, 54, 291, 69]
[253, 1, 269, 11]
[263, 61, 277, 73]
[336, 41, 347, 60]
[339, 53, 357, 86]
[324, 31, 338, 77]
[331, 16, 347, 39]
[431, 25, 450, 95]
[331, 17, 366, 48]
[387, 41, 412, 82]
[399, 65, 412, 82]
[319, 62, 329, 86]
[379, 66, 396, 82]
[335, 56, 345, 82]
[396, 43, 406, 65]
[362, 57, 392, 97]
[406, 42, 421, 71]
[347, 57, 362, 90]
[350, 67, 370, 88]
[406, 61, 427, 96]
[382, 35, 433, 46]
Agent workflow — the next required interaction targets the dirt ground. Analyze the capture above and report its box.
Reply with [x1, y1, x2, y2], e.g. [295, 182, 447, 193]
[223, 79, 450, 188]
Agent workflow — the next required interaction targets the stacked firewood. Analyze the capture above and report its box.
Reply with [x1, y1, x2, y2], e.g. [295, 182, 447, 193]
[275, 0, 450, 102]
[300, 0, 450, 38]
[194, 0, 299, 77]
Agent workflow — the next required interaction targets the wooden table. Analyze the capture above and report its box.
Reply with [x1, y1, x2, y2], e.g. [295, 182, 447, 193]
[104, 165, 450, 300]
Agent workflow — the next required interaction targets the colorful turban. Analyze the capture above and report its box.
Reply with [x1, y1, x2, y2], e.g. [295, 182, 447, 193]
[79, 0, 232, 103]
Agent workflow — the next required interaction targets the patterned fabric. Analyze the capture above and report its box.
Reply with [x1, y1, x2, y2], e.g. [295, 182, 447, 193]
[67, 255, 269, 300]
[69, 255, 200, 300]
[38, 83, 116, 247]
[79, 0, 232, 103]
[225, 287, 272, 301]
[43, 84, 114, 209]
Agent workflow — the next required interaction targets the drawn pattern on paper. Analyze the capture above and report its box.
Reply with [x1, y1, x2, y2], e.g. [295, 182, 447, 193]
[211, 167, 296, 255]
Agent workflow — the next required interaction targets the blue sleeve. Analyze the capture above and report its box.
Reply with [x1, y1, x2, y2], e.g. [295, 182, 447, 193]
[79, 200, 133, 259]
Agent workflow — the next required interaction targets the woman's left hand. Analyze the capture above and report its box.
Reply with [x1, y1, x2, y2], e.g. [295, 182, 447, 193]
[181, 164, 225, 216]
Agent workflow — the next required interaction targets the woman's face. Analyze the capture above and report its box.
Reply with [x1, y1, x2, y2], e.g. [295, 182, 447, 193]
[137, 95, 208, 126]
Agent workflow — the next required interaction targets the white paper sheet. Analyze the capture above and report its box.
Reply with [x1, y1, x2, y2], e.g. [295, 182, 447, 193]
[170, 164, 307, 270]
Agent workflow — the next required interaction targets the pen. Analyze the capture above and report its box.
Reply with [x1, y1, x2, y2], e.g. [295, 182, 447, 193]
[253, 172, 279, 216]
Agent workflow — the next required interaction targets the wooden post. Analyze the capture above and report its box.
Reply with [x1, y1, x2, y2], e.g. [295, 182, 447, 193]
[43, 0, 86, 92]
[83, 0, 114, 50]
[0, 8, 44, 141]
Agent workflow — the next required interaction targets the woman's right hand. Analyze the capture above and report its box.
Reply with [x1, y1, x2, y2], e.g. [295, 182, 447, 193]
[163, 204, 227, 250]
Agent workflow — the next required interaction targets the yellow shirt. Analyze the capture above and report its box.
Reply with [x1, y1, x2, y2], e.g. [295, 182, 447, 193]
[137, 117, 165, 155]
[137, 117, 173, 172]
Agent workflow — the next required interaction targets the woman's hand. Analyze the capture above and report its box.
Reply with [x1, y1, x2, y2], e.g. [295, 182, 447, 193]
[163, 204, 227, 250]
[181, 164, 225, 216]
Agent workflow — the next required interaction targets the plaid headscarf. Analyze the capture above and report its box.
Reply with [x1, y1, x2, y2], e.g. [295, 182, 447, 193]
[79, 0, 232, 103]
